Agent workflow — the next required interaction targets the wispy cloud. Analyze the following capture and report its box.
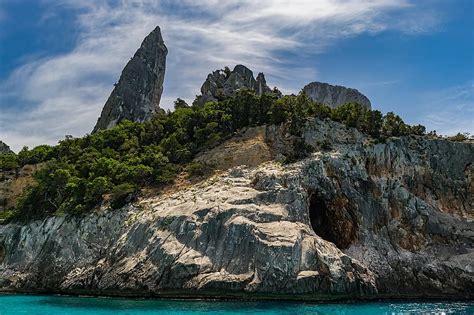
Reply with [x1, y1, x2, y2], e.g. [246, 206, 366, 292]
[0, 0, 440, 151]
[420, 82, 474, 135]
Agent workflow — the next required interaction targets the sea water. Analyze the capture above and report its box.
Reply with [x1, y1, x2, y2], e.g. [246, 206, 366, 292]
[0, 295, 472, 315]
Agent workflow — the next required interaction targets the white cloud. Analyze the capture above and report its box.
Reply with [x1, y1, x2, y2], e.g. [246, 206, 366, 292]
[0, 0, 439, 151]
[420, 82, 474, 136]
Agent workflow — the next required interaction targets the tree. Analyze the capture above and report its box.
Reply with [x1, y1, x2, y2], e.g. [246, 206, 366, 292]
[381, 112, 409, 137]
[9, 89, 433, 223]
[410, 124, 426, 136]
[447, 132, 470, 142]
[0, 153, 18, 171]
[174, 98, 189, 110]
[362, 110, 383, 137]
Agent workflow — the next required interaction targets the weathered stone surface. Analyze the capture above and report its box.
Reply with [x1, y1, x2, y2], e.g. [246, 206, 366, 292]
[0, 119, 473, 299]
[303, 82, 371, 109]
[195, 65, 275, 106]
[92, 26, 167, 133]
[0, 141, 12, 154]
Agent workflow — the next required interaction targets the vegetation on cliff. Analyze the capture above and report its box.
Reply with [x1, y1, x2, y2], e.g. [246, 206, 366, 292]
[0, 90, 444, 222]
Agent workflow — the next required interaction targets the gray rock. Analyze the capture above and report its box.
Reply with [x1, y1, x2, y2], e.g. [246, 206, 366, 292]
[303, 82, 371, 109]
[256, 72, 273, 96]
[0, 141, 12, 154]
[92, 26, 167, 133]
[0, 119, 473, 299]
[195, 65, 274, 106]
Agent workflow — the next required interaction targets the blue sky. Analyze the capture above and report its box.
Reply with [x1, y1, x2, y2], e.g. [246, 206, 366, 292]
[0, 0, 473, 151]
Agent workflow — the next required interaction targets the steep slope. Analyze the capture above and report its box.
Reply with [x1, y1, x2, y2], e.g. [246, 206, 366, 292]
[92, 26, 167, 133]
[303, 82, 371, 109]
[1, 119, 472, 299]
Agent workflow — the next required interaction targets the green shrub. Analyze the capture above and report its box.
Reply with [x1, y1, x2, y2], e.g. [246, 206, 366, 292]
[447, 132, 470, 142]
[7, 89, 431, 222]
[0, 153, 18, 171]
[187, 161, 208, 177]
[110, 183, 138, 210]
[0, 209, 18, 224]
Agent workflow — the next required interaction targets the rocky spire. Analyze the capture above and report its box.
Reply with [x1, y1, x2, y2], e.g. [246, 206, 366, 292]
[0, 141, 12, 154]
[302, 82, 371, 109]
[92, 26, 167, 133]
[195, 65, 274, 106]
[255, 72, 272, 96]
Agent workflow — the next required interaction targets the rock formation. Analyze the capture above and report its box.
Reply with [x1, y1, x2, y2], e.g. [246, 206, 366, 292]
[195, 65, 276, 106]
[1, 119, 472, 299]
[0, 141, 12, 154]
[92, 26, 167, 133]
[303, 82, 371, 109]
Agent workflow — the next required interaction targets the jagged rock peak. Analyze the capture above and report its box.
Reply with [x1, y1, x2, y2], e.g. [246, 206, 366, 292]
[92, 26, 167, 133]
[303, 82, 371, 109]
[0, 141, 12, 154]
[256, 72, 272, 96]
[195, 65, 275, 106]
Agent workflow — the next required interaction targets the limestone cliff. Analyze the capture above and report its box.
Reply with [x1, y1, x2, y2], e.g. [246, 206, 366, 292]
[303, 82, 371, 109]
[195, 65, 276, 106]
[92, 26, 167, 133]
[0, 119, 472, 299]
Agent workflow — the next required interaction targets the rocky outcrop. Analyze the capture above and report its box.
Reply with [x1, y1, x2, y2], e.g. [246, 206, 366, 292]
[92, 26, 167, 133]
[0, 119, 473, 299]
[0, 141, 12, 154]
[195, 65, 276, 106]
[303, 82, 371, 109]
[0, 120, 474, 299]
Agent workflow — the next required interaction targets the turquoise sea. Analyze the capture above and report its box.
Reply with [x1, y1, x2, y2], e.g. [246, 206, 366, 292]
[0, 295, 472, 315]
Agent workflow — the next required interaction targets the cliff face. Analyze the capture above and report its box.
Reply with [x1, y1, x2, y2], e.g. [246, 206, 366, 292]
[92, 27, 167, 133]
[303, 82, 371, 109]
[0, 119, 472, 299]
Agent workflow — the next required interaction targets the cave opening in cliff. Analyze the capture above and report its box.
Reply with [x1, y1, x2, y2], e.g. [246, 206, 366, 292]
[307, 192, 356, 249]
[308, 192, 334, 244]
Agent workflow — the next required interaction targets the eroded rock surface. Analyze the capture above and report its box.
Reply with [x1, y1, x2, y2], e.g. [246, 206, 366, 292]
[195, 65, 277, 106]
[92, 27, 167, 133]
[0, 119, 473, 299]
[303, 82, 371, 109]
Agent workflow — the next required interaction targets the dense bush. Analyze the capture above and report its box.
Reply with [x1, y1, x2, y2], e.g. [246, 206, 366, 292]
[0, 152, 18, 171]
[110, 183, 138, 210]
[1, 89, 438, 221]
[447, 132, 471, 142]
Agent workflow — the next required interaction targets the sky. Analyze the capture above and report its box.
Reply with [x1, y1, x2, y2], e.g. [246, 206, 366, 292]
[0, 0, 473, 152]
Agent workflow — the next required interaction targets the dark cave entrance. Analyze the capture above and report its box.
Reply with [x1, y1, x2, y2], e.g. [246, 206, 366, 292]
[308, 192, 357, 249]
[308, 193, 334, 244]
